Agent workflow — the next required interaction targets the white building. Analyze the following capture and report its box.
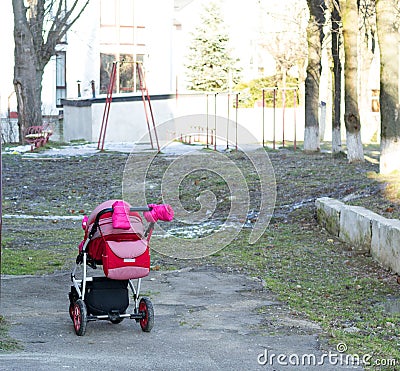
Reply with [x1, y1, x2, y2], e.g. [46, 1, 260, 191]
[1, 0, 175, 118]
[1, 0, 283, 118]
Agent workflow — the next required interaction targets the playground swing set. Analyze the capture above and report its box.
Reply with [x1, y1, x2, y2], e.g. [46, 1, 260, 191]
[97, 60, 160, 152]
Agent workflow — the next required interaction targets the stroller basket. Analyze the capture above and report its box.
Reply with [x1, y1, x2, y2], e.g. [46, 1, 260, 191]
[84, 277, 129, 316]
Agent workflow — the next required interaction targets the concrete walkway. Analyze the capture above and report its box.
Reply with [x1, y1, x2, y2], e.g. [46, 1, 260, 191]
[0, 268, 362, 370]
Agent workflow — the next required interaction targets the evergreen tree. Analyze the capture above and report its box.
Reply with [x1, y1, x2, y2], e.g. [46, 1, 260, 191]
[185, 2, 241, 92]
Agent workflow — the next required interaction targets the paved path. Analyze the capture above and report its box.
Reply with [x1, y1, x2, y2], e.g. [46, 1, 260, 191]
[0, 268, 362, 370]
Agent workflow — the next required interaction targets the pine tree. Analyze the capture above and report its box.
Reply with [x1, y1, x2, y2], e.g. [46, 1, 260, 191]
[185, 2, 241, 92]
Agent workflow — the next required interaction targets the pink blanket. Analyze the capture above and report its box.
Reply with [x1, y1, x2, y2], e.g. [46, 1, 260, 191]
[144, 204, 174, 223]
[112, 200, 131, 229]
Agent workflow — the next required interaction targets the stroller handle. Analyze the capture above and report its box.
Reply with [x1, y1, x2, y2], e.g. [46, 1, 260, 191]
[88, 206, 152, 240]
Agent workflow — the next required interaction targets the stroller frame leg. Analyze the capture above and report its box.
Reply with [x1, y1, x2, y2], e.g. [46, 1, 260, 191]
[82, 253, 88, 300]
[71, 265, 81, 298]
[71, 252, 93, 300]
[127, 277, 153, 328]
[128, 278, 142, 312]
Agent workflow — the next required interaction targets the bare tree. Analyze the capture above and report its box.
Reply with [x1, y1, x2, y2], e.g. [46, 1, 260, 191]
[263, 1, 308, 88]
[340, 0, 365, 162]
[12, 0, 90, 142]
[264, 32, 307, 90]
[304, 0, 326, 151]
[259, 0, 308, 107]
[376, 0, 400, 174]
[330, 0, 343, 154]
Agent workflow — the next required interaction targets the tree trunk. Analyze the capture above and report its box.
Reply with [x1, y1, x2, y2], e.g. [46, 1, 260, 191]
[331, 1, 342, 154]
[376, 0, 400, 174]
[13, 0, 44, 142]
[304, 0, 325, 152]
[359, 1, 377, 145]
[12, 0, 90, 144]
[340, 0, 364, 162]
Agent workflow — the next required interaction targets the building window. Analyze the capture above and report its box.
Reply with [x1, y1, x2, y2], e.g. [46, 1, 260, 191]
[99, 0, 146, 94]
[100, 53, 116, 94]
[120, 54, 135, 92]
[100, 53, 145, 94]
[56, 51, 66, 107]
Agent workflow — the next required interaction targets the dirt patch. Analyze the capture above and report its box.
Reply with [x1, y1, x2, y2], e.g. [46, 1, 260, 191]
[2, 153, 127, 216]
[2, 146, 399, 269]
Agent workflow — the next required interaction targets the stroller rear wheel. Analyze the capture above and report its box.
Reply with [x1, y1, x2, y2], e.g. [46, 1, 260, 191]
[73, 299, 88, 336]
[139, 297, 154, 332]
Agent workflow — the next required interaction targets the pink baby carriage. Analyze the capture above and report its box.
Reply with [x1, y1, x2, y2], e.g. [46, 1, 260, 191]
[69, 199, 173, 336]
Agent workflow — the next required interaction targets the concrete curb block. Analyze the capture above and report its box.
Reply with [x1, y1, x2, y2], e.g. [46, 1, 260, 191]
[316, 197, 400, 274]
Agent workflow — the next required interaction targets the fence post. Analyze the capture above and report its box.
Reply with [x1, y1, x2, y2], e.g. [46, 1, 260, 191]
[235, 93, 239, 151]
[273, 88, 276, 149]
[262, 88, 277, 149]
[206, 94, 209, 148]
[294, 89, 297, 151]
[282, 88, 286, 147]
[262, 89, 265, 147]
[214, 93, 218, 151]
[0, 130, 2, 250]
[226, 93, 230, 150]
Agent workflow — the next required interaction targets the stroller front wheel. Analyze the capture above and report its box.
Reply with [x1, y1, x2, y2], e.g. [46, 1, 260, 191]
[73, 299, 88, 336]
[69, 303, 74, 321]
[139, 297, 154, 332]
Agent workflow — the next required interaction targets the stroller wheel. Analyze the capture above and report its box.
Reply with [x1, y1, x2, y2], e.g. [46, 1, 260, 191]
[69, 303, 75, 321]
[68, 287, 78, 321]
[139, 297, 154, 332]
[73, 299, 88, 336]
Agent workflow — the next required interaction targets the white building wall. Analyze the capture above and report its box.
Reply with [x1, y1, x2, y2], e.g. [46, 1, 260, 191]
[0, 1, 16, 116]
[1, 0, 174, 118]
[41, 58, 57, 115]
[90, 98, 174, 142]
[62, 93, 307, 146]
[145, 0, 174, 93]
[63, 104, 93, 141]
[64, 0, 101, 100]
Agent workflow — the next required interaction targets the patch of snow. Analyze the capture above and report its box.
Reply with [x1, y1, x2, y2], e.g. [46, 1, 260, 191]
[3, 214, 83, 220]
[3, 144, 32, 154]
[2, 141, 208, 157]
